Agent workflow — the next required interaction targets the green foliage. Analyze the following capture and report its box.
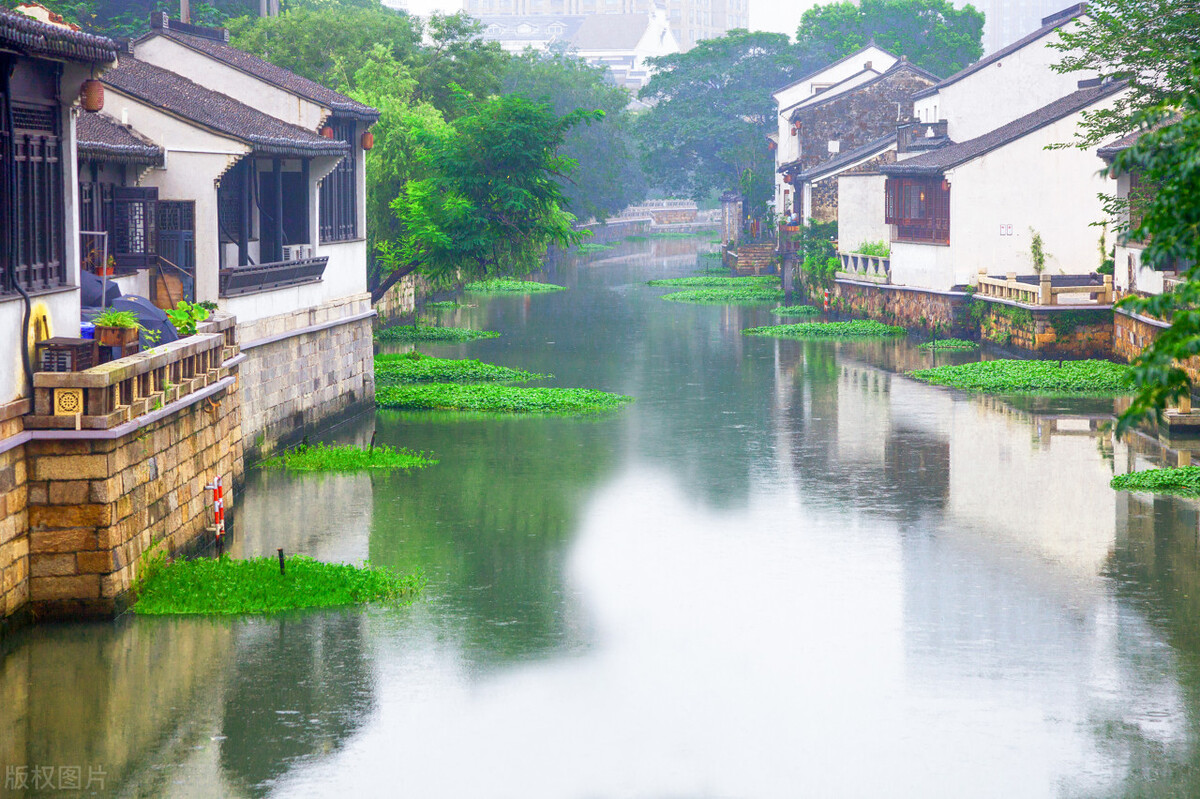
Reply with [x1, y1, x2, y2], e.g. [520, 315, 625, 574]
[772, 305, 821, 318]
[1104, 88, 1200, 432]
[661, 287, 785, 304]
[909, 359, 1134, 394]
[423, 300, 462, 309]
[1048, 310, 1106, 337]
[133, 554, 423, 615]
[374, 352, 548, 384]
[7, 0, 255, 38]
[374, 324, 499, 343]
[1029, 229, 1048, 274]
[503, 51, 647, 221]
[854, 241, 891, 258]
[260, 442, 435, 471]
[575, 242, 616, 254]
[919, 338, 978, 350]
[744, 320, 906, 338]
[790, 219, 840, 288]
[463, 278, 567, 294]
[1052, 0, 1200, 146]
[165, 300, 211, 337]
[92, 309, 139, 328]
[375, 383, 633, 414]
[1111, 466, 1200, 497]
[795, 0, 985, 77]
[637, 30, 818, 217]
[647, 275, 779, 288]
[390, 92, 598, 284]
[1099, 231, 1115, 275]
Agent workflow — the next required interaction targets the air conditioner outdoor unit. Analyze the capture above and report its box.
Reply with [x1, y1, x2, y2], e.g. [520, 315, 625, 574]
[282, 244, 312, 261]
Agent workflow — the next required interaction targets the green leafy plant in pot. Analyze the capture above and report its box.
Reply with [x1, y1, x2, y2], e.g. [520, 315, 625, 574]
[93, 309, 141, 349]
[166, 300, 211, 337]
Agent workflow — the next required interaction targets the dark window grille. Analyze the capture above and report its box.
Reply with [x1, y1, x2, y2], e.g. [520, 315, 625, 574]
[218, 160, 247, 243]
[885, 176, 950, 245]
[111, 186, 158, 270]
[5, 100, 65, 292]
[318, 118, 357, 242]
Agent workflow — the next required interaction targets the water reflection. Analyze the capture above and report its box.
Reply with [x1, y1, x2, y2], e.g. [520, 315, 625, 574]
[8, 235, 1200, 795]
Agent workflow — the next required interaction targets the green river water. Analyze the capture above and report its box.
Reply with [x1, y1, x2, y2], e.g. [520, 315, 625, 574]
[3, 236, 1200, 797]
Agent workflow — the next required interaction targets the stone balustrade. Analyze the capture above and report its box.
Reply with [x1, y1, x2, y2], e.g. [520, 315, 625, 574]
[26, 314, 239, 431]
[838, 252, 891, 284]
[975, 270, 1113, 306]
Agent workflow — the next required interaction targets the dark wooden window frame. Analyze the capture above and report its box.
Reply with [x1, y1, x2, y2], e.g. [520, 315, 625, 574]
[885, 176, 950, 245]
[5, 100, 66, 292]
[318, 117, 357, 243]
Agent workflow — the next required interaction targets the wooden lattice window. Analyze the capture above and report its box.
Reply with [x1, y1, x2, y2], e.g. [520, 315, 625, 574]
[5, 101, 65, 291]
[111, 186, 158, 270]
[885, 176, 950, 245]
[318, 117, 357, 243]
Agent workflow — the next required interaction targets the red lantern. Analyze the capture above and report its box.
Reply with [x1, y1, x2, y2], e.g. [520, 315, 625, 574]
[320, 126, 335, 139]
[941, 179, 950, 192]
[80, 79, 104, 113]
[768, 140, 777, 151]
[360, 130, 375, 151]
[783, 174, 794, 185]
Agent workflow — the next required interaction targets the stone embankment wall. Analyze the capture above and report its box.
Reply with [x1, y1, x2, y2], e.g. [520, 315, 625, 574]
[24, 386, 242, 620]
[976, 304, 1112, 358]
[1114, 308, 1200, 382]
[832, 280, 972, 335]
[0, 407, 29, 632]
[238, 293, 375, 462]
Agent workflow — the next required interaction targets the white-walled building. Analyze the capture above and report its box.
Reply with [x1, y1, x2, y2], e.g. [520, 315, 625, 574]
[880, 80, 1126, 292]
[956, 0, 1080, 55]
[912, 4, 1092, 142]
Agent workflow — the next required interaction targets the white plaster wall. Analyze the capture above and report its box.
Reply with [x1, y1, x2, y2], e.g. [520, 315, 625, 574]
[913, 20, 1095, 141]
[219, 239, 366, 324]
[836, 174, 889, 250]
[888, 241, 955, 290]
[134, 37, 327, 131]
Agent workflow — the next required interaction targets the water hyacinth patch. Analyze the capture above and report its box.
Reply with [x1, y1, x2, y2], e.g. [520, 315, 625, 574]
[375, 352, 548, 384]
[647, 275, 779, 288]
[576, 242, 616, 253]
[133, 555, 423, 615]
[463, 278, 566, 294]
[919, 338, 979, 350]
[662, 287, 785, 304]
[1111, 467, 1200, 497]
[771, 305, 820, 318]
[908, 359, 1133, 394]
[376, 383, 632, 415]
[259, 443, 436, 472]
[423, 300, 462, 309]
[375, 324, 500, 343]
[744, 320, 907, 339]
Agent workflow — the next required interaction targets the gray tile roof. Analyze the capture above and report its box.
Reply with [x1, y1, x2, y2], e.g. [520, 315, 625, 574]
[912, 3, 1087, 100]
[102, 57, 350, 159]
[883, 80, 1126, 177]
[77, 111, 163, 165]
[788, 59, 940, 120]
[139, 14, 378, 122]
[772, 43, 900, 97]
[0, 8, 117, 63]
[476, 15, 586, 43]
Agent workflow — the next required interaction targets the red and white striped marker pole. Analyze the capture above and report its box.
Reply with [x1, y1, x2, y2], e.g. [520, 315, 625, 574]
[206, 475, 225, 541]
[823, 288, 830, 313]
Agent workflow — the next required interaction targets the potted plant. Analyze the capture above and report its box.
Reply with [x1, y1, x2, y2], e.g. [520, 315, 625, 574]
[93, 309, 141, 349]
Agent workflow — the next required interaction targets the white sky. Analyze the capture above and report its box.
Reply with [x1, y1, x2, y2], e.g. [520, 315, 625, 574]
[399, 0, 823, 38]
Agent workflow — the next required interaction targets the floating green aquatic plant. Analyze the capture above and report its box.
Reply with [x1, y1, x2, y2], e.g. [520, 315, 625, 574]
[771, 305, 820, 318]
[744, 320, 906, 339]
[648, 275, 779, 288]
[423, 300, 462, 309]
[1111, 467, 1200, 497]
[576, 242, 615, 253]
[375, 324, 499, 343]
[134, 555, 423, 615]
[908, 359, 1133, 394]
[259, 442, 436, 472]
[375, 352, 548, 384]
[463, 278, 566, 294]
[662, 287, 785, 304]
[919, 338, 979, 350]
[376, 383, 632, 414]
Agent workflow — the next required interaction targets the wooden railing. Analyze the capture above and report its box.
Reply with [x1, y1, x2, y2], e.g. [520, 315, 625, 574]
[837, 252, 891, 284]
[26, 314, 239, 430]
[975, 271, 1113, 306]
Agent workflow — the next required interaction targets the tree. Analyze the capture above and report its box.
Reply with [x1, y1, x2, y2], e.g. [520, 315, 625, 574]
[374, 93, 600, 300]
[638, 30, 814, 218]
[795, 0, 984, 78]
[502, 50, 646, 221]
[1052, 0, 1200, 145]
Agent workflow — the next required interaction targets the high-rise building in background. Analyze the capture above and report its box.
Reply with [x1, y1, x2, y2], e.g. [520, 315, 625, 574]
[462, 0, 748, 50]
[958, 0, 1080, 54]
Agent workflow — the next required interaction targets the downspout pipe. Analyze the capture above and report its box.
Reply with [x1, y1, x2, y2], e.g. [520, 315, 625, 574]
[2, 58, 34, 394]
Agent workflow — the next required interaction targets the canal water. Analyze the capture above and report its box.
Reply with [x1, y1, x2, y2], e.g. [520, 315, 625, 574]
[4, 235, 1200, 798]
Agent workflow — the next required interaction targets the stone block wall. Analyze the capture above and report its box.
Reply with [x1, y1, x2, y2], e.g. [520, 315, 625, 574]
[238, 293, 375, 462]
[832, 279, 972, 335]
[0, 409, 30, 631]
[375, 274, 422, 322]
[976, 302, 1113, 358]
[1114, 309, 1200, 382]
[22, 383, 243, 620]
[649, 208, 697, 224]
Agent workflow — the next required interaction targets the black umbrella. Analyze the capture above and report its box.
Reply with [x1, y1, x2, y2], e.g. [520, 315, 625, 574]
[110, 295, 180, 348]
[80, 269, 121, 307]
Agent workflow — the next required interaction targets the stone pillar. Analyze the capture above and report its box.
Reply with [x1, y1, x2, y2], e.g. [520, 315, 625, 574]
[721, 191, 743, 247]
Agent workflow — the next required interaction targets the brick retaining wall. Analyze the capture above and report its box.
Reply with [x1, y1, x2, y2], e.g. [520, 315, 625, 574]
[0, 413, 29, 632]
[977, 303, 1112, 358]
[832, 279, 972, 335]
[1114, 309, 1200, 382]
